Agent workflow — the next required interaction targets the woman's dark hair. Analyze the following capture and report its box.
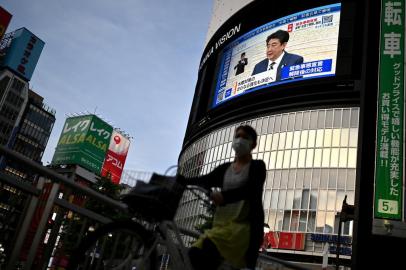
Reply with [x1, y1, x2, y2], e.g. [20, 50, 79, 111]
[236, 125, 258, 143]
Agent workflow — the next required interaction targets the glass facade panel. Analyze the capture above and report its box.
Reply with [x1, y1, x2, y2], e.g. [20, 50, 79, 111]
[318, 190, 327, 210]
[278, 189, 286, 209]
[332, 129, 341, 146]
[339, 148, 348, 167]
[323, 129, 332, 147]
[271, 133, 279, 150]
[316, 130, 324, 147]
[290, 211, 299, 231]
[290, 149, 298, 168]
[263, 190, 271, 210]
[275, 210, 284, 231]
[300, 130, 308, 148]
[268, 210, 276, 231]
[312, 169, 320, 188]
[308, 211, 316, 232]
[286, 190, 294, 209]
[298, 149, 306, 168]
[288, 170, 296, 189]
[271, 190, 279, 209]
[299, 210, 308, 232]
[292, 131, 301, 148]
[265, 134, 272, 151]
[274, 115, 281, 132]
[306, 149, 314, 167]
[349, 128, 358, 147]
[322, 149, 330, 167]
[281, 170, 288, 188]
[325, 212, 335, 233]
[285, 132, 293, 149]
[263, 152, 270, 170]
[316, 211, 326, 232]
[259, 135, 266, 152]
[314, 149, 322, 167]
[347, 169, 356, 190]
[348, 148, 357, 168]
[278, 133, 286, 149]
[337, 169, 346, 189]
[301, 189, 310, 209]
[308, 130, 316, 147]
[310, 191, 318, 209]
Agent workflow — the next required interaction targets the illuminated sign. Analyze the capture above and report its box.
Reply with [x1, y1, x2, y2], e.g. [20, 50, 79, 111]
[212, 3, 341, 107]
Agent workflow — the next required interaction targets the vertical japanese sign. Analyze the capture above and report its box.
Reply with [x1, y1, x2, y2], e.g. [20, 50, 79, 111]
[1, 28, 45, 81]
[375, 0, 404, 220]
[101, 130, 131, 184]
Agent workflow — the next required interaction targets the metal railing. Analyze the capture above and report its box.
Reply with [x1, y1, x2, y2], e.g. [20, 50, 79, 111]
[0, 145, 312, 270]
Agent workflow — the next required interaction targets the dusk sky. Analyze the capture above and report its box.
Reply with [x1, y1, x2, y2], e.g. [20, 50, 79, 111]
[2, 0, 213, 173]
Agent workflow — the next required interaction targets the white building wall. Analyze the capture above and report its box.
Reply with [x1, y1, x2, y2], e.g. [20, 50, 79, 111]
[205, 0, 254, 45]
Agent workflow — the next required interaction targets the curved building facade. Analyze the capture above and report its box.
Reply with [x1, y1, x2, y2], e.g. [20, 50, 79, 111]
[176, 0, 378, 267]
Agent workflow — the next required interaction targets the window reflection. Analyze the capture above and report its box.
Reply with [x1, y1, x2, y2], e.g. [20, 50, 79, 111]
[316, 211, 326, 232]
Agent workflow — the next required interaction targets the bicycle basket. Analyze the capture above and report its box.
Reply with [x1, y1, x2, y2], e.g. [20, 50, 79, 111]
[121, 173, 185, 221]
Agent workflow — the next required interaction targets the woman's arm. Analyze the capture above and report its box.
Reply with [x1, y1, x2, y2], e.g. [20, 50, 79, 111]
[182, 163, 229, 190]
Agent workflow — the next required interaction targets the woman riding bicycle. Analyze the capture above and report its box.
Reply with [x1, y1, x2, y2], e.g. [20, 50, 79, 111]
[180, 125, 266, 270]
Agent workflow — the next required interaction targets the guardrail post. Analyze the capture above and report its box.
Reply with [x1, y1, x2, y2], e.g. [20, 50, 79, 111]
[6, 177, 44, 270]
[23, 181, 60, 270]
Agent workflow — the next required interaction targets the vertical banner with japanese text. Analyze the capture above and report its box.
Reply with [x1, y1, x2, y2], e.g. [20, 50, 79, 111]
[375, 0, 404, 220]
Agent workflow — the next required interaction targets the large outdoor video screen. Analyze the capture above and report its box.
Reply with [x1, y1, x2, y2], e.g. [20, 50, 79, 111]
[212, 3, 341, 107]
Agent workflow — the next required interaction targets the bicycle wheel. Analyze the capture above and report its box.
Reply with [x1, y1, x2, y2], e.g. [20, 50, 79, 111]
[67, 219, 157, 270]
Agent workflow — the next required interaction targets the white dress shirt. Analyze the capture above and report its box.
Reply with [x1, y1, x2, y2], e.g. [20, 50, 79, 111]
[268, 51, 285, 82]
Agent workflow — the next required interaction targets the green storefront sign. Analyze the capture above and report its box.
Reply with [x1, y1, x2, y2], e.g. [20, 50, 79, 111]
[52, 115, 113, 174]
[375, 0, 404, 219]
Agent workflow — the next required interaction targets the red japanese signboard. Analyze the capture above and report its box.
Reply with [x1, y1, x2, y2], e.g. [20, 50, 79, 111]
[101, 130, 130, 184]
[0, 6, 12, 39]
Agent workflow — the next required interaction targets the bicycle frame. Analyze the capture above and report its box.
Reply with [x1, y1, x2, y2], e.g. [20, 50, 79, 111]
[150, 220, 194, 270]
[136, 185, 209, 270]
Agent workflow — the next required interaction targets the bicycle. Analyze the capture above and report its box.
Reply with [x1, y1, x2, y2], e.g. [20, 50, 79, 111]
[67, 173, 214, 270]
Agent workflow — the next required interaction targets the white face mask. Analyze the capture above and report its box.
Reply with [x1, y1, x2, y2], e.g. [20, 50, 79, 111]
[232, 137, 252, 157]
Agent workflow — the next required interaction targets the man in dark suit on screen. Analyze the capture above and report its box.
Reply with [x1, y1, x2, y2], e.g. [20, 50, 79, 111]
[251, 30, 303, 81]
